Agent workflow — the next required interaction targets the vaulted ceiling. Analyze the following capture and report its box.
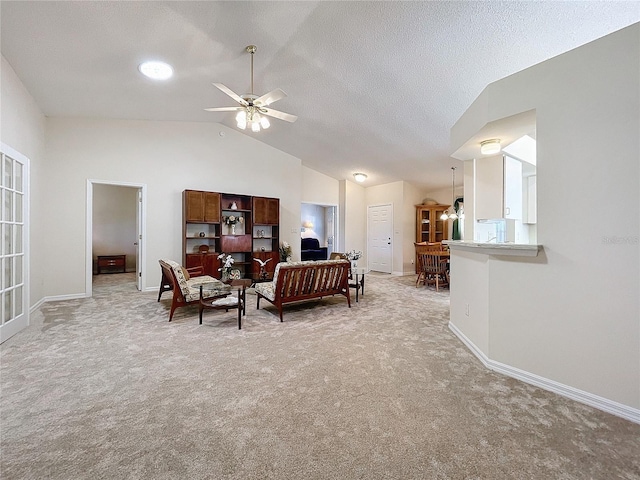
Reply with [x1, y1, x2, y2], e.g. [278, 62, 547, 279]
[2, 1, 638, 190]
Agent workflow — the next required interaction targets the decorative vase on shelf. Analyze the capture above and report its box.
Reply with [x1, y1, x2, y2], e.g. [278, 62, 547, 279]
[351, 260, 358, 269]
[230, 202, 238, 210]
[231, 224, 236, 235]
[221, 269, 230, 282]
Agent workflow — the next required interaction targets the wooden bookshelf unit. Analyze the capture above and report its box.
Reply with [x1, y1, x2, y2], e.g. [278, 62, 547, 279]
[183, 190, 280, 280]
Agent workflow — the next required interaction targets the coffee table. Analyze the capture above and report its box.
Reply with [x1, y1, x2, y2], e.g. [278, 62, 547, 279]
[197, 282, 241, 329]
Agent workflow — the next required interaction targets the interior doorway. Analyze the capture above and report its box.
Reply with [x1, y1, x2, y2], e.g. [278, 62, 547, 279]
[86, 180, 146, 297]
[300, 202, 338, 258]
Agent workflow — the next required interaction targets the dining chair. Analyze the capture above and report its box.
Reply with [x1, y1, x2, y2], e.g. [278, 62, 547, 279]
[415, 242, 445, 287]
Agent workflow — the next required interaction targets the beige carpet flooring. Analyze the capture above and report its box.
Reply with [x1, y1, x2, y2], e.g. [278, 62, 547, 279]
[1, 272, 639, 479]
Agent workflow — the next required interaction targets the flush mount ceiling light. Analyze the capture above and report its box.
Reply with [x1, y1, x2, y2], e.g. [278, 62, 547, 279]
[205, 45, 297, 133]
[353, 173, 367, 183]
[480, 139, 501, 155]
[138, 61, 173, 80]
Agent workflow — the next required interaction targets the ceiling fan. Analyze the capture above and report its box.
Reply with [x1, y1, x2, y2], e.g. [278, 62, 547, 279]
[205, 45, 298, 132]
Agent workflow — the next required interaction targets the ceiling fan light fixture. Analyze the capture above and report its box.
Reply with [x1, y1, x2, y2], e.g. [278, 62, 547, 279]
[480, 139, 501, 155]
[138, 61, 173, 80]
[206, 45, 297, 131]
[353, 173, 367, 183]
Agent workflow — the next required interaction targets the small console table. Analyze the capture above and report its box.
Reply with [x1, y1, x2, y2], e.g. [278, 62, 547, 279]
[97, 255, 126, 274]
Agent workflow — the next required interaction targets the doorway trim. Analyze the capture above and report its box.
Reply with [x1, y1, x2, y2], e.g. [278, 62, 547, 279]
[301, 201, 339, 257]
[85, 180, 147, 297]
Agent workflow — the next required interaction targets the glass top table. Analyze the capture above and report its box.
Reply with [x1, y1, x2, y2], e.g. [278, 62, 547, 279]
[193, 281, 232, 297]
[349, 267, 369, 302]
[195, 280, 249, 329]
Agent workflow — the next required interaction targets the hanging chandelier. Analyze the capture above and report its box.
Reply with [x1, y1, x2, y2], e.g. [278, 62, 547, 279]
[441, 167, 459, 220]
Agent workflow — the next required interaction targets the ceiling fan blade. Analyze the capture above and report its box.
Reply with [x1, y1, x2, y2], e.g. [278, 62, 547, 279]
[262, 107, 298, 123]
[254, 88, 287, 106]
[204, 106, 243, 112]
[212, 83, 248, 106]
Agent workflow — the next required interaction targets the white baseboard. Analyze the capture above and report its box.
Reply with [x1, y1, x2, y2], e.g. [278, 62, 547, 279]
[448, 322, 640, 425]
[31, 294, 86, 313]
[30, 297, 46, 313]
[45, 293, 89, 303]
[31, 287, 157, 313]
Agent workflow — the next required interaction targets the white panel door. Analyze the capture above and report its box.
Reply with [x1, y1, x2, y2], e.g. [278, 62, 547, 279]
[368, 204, 392, 273]
[1, 145, 29, 343]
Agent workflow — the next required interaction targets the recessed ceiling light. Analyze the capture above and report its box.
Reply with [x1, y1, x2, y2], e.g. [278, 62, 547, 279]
[138, 61, 173, 80]
[353, 173, 367, 182]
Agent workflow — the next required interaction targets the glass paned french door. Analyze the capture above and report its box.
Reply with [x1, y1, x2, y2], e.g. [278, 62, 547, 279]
[1, 146, 28, 343]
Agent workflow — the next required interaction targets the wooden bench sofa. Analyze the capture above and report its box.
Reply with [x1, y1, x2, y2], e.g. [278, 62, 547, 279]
[254, 259, 351, 321]
[158, 259, 227, 321]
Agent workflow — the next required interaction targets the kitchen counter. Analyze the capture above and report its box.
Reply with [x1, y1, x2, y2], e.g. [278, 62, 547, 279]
[443, 240, 541, 257]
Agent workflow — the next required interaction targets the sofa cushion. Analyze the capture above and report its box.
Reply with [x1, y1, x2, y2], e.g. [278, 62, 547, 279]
[254, 281, 276, 301]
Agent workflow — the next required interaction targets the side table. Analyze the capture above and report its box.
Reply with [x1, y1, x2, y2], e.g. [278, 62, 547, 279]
[198, 283, 241, 329]
[349, 268, 369, 303]
[227, 279, 252, 316]
[198, 279, 252, 329]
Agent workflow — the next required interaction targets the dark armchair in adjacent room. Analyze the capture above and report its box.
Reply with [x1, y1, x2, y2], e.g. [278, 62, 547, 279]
[300, 238, 328, 261]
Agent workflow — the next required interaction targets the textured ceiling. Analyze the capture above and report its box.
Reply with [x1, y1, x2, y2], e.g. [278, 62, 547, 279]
[2, 1, 638, 191]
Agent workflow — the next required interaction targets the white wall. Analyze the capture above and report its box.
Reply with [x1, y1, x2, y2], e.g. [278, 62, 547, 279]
[341, 180, 366, 264]
[421, 187, 452, 206]
[0, 55, 46, 307]
[92, 184, 138, 272]
[301, 166, 339, 205]
[449, 25, 640, 411]
[402, 182, 425, 274]
[44, 117, 303, 297]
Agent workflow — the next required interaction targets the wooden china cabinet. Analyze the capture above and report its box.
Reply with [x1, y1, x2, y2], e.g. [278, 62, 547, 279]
[415, 204, 450, 244]
[183, 190, 280, 280]
[415, 203, 449, 272]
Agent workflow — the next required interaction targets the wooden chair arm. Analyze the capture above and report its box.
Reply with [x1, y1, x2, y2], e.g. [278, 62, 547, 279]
[187, 266, 205, 277]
